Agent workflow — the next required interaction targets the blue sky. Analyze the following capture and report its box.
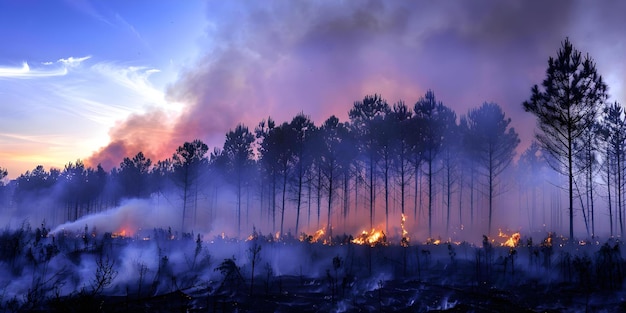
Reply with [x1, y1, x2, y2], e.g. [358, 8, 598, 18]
[1, 0, 625, 178]
[0, 0, 205, 177]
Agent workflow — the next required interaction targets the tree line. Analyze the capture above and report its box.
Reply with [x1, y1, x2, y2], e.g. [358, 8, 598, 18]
[0, 38, 622, 241]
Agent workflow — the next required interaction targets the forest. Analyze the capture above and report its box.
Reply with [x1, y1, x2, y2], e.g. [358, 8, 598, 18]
[0, 39, 625, 312]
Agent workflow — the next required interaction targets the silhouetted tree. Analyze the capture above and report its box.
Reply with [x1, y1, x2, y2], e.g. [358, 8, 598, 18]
[336, 123, 357, 229]
[436, 109, 460, 236]
[599, 102, 626, 237]
[466, 102, 519, 236]
[413, 90, 455, 237]
[152, 158, 174, 200]
[288, 113, 316, 235]
[223, 125, 255, 237]
[376, 108, 397, 233]
[523, 38, 608, 240]
[318, 116, 348, 237]
[0, 166, 8, 208]
[390, 101, 413, 218]
[0, 167, 7, 184]
[118, 152, 152, 199]
[457, 117, 472, 228]
[172, 140, 209, 232]
[573, 113, 600, 237]
[84, 164, 107, 213]
[14, 165, 60, 223]
[256, 118, 278, 229]
[62, 160, 87, 221]
[349, 94, 390, 229]
[261, 122, 296, 237]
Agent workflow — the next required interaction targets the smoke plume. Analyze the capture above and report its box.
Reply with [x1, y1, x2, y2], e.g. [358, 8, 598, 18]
[87, 0, 626, 169]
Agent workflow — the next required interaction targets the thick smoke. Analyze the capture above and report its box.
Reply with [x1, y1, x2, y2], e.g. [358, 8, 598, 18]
[86, 0, 626, 169]
[76, 0, 626, 241]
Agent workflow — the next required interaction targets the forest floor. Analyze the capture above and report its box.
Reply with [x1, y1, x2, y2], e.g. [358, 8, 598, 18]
[25, 258, 626, 313]
[4, 229, 626, 312]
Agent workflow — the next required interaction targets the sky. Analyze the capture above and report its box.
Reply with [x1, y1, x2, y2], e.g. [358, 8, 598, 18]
[1, 0, 625, 179]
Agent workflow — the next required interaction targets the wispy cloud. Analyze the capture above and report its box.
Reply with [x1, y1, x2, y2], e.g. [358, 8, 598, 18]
[58, 55, 92, 67]
[0, 62, 66, 78]
[64, 0, 114, 26]
[90, 62, 165, 106]
[0, 56, 91, 79]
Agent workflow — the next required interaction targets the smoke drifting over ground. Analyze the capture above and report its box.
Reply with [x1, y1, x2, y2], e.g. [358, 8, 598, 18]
[50, 198, 178, 236]
[86, 0, 626, 168]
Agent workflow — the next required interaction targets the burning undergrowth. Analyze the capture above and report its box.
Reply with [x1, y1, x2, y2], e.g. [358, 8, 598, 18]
[1, 222, 625, 312]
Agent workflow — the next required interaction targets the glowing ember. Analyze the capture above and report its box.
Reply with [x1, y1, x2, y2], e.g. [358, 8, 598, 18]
[498, 229, 505, 238]
[111, 229, 128, 238]
[425, 238, 442, 245]
[542, 233, 553, 247]
[351, 228, 387, 247]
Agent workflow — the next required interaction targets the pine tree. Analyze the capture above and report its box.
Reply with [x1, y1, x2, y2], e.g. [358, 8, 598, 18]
[523, 38, 608, 240]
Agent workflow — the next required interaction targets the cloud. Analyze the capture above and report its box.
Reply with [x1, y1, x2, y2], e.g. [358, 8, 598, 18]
[0, 62, 67, 78]
[0, 55, 91, 79]
[91, 62, 165, 105]
[58, 55, 92, 67]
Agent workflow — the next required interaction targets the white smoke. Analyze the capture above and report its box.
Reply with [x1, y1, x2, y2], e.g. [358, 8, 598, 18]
[50, 198, 179, 235]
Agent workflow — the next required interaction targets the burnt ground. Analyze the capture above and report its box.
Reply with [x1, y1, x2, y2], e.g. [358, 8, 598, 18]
[20, 258, 626, 313]
[4, 232, 626, 313]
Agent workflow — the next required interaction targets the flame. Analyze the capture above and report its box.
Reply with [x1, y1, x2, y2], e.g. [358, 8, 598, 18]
[299, 227, 328, 243]
[351, 228, 387, 247]
[498, 229, 507, 238]
[401, 213, 409, 247]
[111, 229, 128, 238]
[503, 232, 521, 248]
[497, 229, 521, 248]
[311, 228, 326, 242]
[542, 233, 553, 247]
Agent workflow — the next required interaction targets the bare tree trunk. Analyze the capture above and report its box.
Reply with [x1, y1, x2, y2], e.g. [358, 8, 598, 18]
[317, 167, 322, 229]
[370, 156, 375, 230]
[295, 168, 304, 236]
[428, 159, 433, 238]
[384, 158, 389, 234]
[280, 170, 287, 237]
[327, 169, 334, 239]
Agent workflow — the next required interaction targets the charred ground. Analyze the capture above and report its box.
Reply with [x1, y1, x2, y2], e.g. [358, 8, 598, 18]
[1, 224, 625, 312]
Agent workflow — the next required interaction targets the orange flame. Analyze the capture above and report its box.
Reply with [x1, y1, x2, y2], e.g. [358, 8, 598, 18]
[498, 229, 521, 248]
[111, 229, 128, 238]
[351, 228, 387, 247]
[300, 227, 327, 243]
[401, 213, 409, 247]
[503, 233, 521, 247]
